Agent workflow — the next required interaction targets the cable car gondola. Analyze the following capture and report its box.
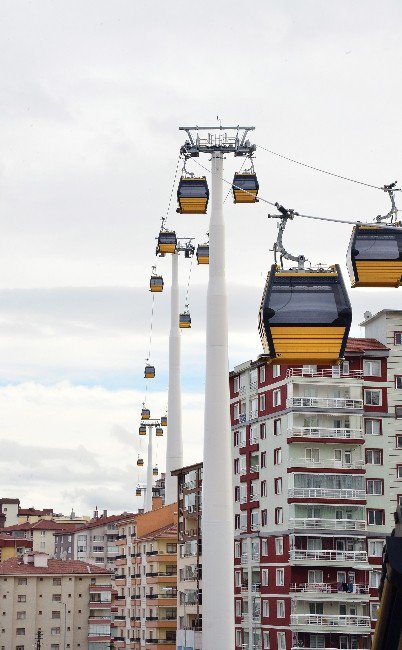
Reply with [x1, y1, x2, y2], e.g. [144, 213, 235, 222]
[137, 457, 144, 467]
[179, 312, 191, 329]
[139, 425, 147, 436]
[157, 231, 177, 255]
[153, 466, 158, 477]
[161, 416, 167, 427]
[135, 486, 142, 497]
[347, 224, 402, 287]
[232, 172, 259, 203]
[196, 244, 209, 265]
[141, 408, 150, 420]
[144, 364, 155, 379]
[177, 177, 209, 214]
[259, 264, 352, 364]
[156, 427, 163, 437]
[149, 274, 164, 293]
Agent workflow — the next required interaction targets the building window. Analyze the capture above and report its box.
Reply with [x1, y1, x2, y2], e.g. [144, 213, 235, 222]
[397, 436, 402, 448]
[263, 631, 270, 648]
[276, 568, 284, 586]
[273, 364, 281, 378]
[16, 611, 26, 620]
[52, 594, 61, 602]
[277, 600, 285, 618]
[396, 376, 402, 389]
[394, 332, 402, 345]
[51, 627, 61, 635]
[366, 479, 383, 495]
[16, 629, 25, 635]
[368, 540, 384, 557]
[234, 542, 241, 558]
[364, 360, 381, 376]
[275, 508, 283, 525]
[260, 422, 266, 439]
[234, 514, 240, 530]
[308, 569, 323, 584]
[234, 486, 240, 502]
[235, 630, 242, 647]
[366, 449, 383, 465]
[235, 600, 242, 617]
[251, 509, 259, 530]
[234, 459, 239, 475]
[367, 509, 385, 525]
[397, 465, 402, 478]
[277, 632, 286, 650]
[396, 406, 402, 419]
[273, 388, 281, 407]
[342, 361, 350, 375]
[306, 448, 320, 463]
[261, 569, 269, 586]
[51, 645, 60, 650]
[17, 596, 26, 603]
[261, 539, 268, 556]
[53, 578, 61, 586]
[52, 611, 61, 619]
[17, 579, 27, 586]
[261, 509, 267, 526]
[261, 480, 267, 497]
[371, 602, 380, 620]
[274, 448, 282, 465]
[259, 393, 266, 411]
[234, 376, 240, 393]
[274, 478, 282, 495]
[365, 419, 381, 435]
[364, 389, 382, 406]
[261, 452, 267, 468]
[259, 366, 266, 383]
[274, 419, 282, 435]
[235, 571, 242, 587]
[369, 570, 382, 588]
[275, 537, 284, 555]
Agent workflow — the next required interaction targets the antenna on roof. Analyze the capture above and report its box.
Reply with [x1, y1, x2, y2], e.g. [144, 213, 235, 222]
[364, 311, 373, 321]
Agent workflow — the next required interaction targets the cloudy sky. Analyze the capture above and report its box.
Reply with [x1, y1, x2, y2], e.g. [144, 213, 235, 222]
[0, 0, 401, 515]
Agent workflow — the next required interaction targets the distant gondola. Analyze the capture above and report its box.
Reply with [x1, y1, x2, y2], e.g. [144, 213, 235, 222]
[144, 365, 155, 379]
[232, 172, 259, 203]
[347, 224, 402, 287]
[156, 427, 163, 437]
[177, 177, 209, 214]
[150, 274, 164, 292]
[157, 231, 177, 255]
[141, 408, 150, 420]
[196, 244, 209, 265]
[161, 416, 167, 427]
[179, 312, 191, 329]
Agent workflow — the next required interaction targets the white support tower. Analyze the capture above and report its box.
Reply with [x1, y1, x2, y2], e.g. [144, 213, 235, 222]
[179, 126, 256, 649]
[145, 426, 153, 512]
[165, 252, 183, 504]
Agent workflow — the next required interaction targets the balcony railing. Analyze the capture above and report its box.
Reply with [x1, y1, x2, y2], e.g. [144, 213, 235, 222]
[288, 488, 365, 500]
[240, 464, 259, 475]
[250, 436, 259, 445]
[287, 397, 363, 410]
[289, 458, 365, 470]
[290, 549, 368, 563]
[287, 367, 363, 379]
[249, 409, 259, 420]
[290, 582, 369, 595]
[288, 426, 364, 440]
[241, 583, 260, 593]
[290, 613, 371, 628]
[241, 553, 260, 565]
[289, 518, 366, 530]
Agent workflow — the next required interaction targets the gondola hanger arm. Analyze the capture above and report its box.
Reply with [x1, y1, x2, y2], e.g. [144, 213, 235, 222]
[268, 203, 306, 269]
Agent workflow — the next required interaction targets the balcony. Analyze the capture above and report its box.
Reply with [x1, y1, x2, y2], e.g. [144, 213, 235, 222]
[241, 583, 260, 593]
[288, 426, 364, 441]
[288, 488, 366, 501]
[287, 397, 363, 410]
[290, 613, 371, 631]
[289, 458, 365, 471]
[289, 549, 368, 564]
[241, 553, 259, 565]
[290, 582, 369, 596]
[249, 409, 258, 421]
[287, 367, 363, 380]
[289, 518, 366, 531]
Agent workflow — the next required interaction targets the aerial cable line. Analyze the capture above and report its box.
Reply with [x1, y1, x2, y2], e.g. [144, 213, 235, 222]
[161, 153, 182, 229]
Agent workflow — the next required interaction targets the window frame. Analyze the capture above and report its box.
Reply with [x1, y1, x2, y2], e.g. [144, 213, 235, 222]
[364, 389, 382, 406]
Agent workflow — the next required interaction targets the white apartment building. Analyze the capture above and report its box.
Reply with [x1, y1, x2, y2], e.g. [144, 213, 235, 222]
[231, 322, 401, 650]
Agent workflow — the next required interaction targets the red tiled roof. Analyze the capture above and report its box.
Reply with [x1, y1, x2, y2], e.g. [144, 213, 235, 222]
[18, 508, 53, 516]
[0, 557, 113, 576]
[138, 523, 177, 540]
[0, 519, 79, 533]
[74, 513, 136, 532]
[346, 337, 389, 352]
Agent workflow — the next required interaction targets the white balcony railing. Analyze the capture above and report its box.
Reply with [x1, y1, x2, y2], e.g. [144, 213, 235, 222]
[289, 549, 368, 563]
[241, 583, 261, 593]
[250, 436, 259, 445]
[288, 488, 365, 500]
[287, 397, 363, 410]
[289, 518, 366, 531]
[290, 613, 371, 628]
[288, 426, 364, 440]
[290, 582, 369, 595]
[289, 458, 365, 470]
[287, 367, 363, 379]
[250, 380, 258, 392]
[249, 409, 259, 420]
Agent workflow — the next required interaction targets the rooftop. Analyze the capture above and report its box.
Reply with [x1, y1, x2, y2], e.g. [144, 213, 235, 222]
[345, 337, 389, 352]
[0, 557, 112, 576]
[72, 512, 135, 532]
[138, 523, 177, 541]
[0, 519, 79, 533]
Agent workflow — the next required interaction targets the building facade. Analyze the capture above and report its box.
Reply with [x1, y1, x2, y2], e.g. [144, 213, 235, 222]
[1, 520, 80, 557]
[0, 551, 113, 650]
[231, 332, 399, 650]
[0, 498, 20, 527]
[172, 462, 203, 650]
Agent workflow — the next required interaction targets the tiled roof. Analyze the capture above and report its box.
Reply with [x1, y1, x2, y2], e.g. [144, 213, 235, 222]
[138, 523, 177, 540]
[346, 337, 389, 352]
[0, 557, 113, 576]
[18, 508, 53, 516]
[0, 520, 79, 533]
[74, 513, 135, 532]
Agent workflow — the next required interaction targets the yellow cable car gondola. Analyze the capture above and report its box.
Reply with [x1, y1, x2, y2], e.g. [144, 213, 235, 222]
[156, 427, 163, 437]
[149, 273, 164, 293]
[196, 243, 209, 265]
[232, 172, 259, 203]
[177, 177, 209, 214]
[141, 407, 150, 420]
[144, 364, 155, 379]
[179, 311, 191, 329]
[153, 466, 158, 477]
[347, 224, 402, 287]
[161, 416, 167, 427]
[157, 230, 177, 255]
[137, 457, 144, 467]
[135, 486, 142, 497]
[139, 425, 147, 436]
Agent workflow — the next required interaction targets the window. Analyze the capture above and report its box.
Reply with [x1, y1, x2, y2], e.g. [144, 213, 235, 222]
[16, 611, 26, 620]
[53, 578, 61, 586]
[259, 365, 266, 383]
[234, 376, 239, 393]
[261, 510, 267, 527]
[274, 478, 282, 495]
[368, 540, 384, 557]
[367, 479, 383, 495]
[276, 568, 284, 586]
[260, 422, 266, 439]
[52, 611, 61, 619]
[368, 509, 385, 525]
[394, 332, 402, 345]
[397, 436, 402, 448]
[234, 459, 239, 475]
[235, 630, 242, 647]
[275, 537, 284, 555]
[369, 570, 381, 588]
[261, 480, 267, 497]
[234, 486, 240, 502]
[274, 448, 282, 465]
[273, 364, 281, 378]
[235, 600, 242, 617]
[234, 571, 241, 587]
[398, 465, 402, 478]
[308, 569, 323, 584]
[261, 452, 267, 468]
[366, 449, 383, 465]
[364, 360, 381, 376]
[261, 569, 269, 586]
[342, 361, 350, 375]
[396, 376, 402, 389]
[371, 602, 380, 620]
[259, 394, 266, 411]
[364, 389, 381, 406]
[17, 579, 27, 586]
[261, 539, 268, 556]
[16, 629, 25, 635]
[263, 631, 270, 649]
[277, 632, 286, 650]
[397, 406, 402, 419]
[277, 600, 285, 618]
[306, 448, 320, 463]
[251, 509, 259, 529]
[275, 508, 283, 525]
[365, 419, 381, 435]
[51, 645, 60, 650]
[262, 600, 269, 617]
[52, 594, 62, 602]
[234, 542, 241, 558]
[273, 388, 281, 407]
[51, 627, 61, 635]
[17, 595, 26, 603]
[273, 418, 282, 435]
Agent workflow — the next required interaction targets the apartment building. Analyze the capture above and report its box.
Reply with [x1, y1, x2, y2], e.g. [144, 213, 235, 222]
[0, 535, 32, 562]
[230, 331, 399, 650]
[113, 501, 178, 649]
[0, 551, 113, 650]
[172, 462, 203, 650]
[0, 499, 20, 527]
[1, 520, 80, 557]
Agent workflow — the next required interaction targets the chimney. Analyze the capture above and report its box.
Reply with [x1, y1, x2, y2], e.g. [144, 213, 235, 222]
[93, 507, 99, 520]
[103, 509, 107, 518]
[33, 553, 49, 568]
